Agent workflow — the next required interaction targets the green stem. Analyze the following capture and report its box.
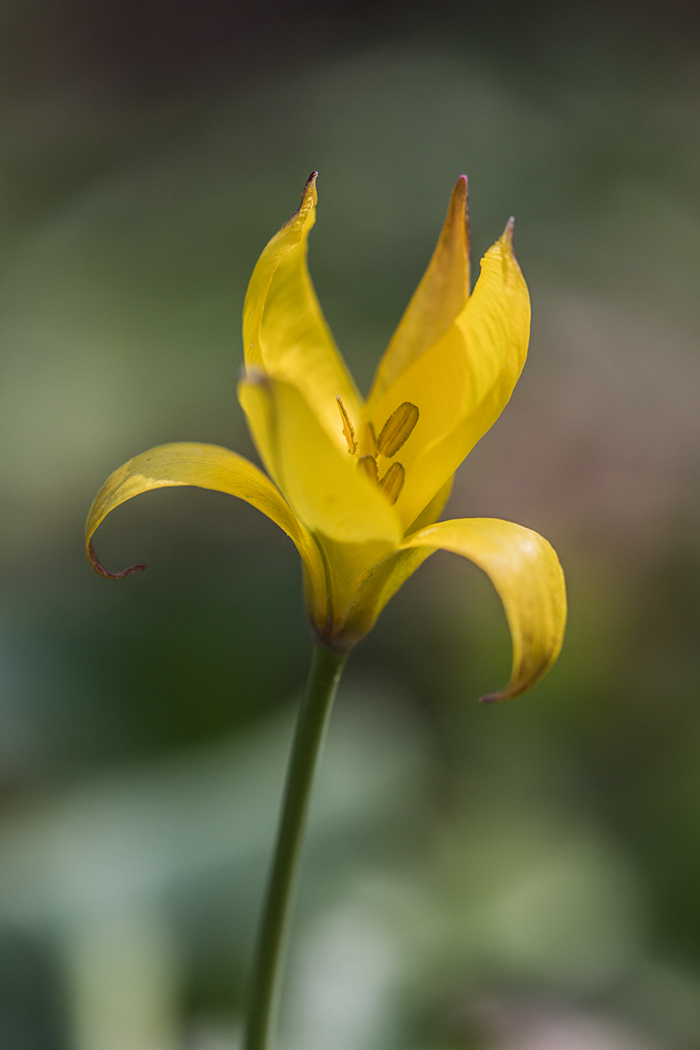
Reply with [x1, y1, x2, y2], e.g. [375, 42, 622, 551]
[243, 642, 348, 1050]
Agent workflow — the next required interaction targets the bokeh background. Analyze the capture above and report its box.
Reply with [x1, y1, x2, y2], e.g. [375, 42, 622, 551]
[2, 1, 700, 1047]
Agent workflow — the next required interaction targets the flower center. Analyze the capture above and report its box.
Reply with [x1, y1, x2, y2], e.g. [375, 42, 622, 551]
[336, 396, 419, 505]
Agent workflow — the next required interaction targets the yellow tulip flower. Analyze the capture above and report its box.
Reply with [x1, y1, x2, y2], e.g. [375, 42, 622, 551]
[86, 174, 568, 1050]
[86, 173, 566, 703]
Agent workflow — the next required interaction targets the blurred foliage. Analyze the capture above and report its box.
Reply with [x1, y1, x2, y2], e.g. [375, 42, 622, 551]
[2, 1, 700, 1048]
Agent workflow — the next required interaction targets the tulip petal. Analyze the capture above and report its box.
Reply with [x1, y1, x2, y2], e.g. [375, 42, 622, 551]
[85, 441, 327, 622]
[405, 476, 454, 535]
[338, 545, 435, 649]
[370, 175, 470, 401]
[366, 221, 530, 531]
[238, 372, 401, 547]
[243, 173, 362, 446]
[400, 518, 566, 701]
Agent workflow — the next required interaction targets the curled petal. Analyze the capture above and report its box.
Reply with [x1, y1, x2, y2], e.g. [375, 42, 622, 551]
[243, 173, 362, 446]
[85, 442, 327, 624]
[401, 518, 566, 701]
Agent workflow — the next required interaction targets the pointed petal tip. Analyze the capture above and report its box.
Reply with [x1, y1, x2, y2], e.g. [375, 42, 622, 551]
[503, 216, 515, 243]
[281, 172, 318, 230]
[451, 174, 468, 204]
[448, 177, 469, 243]
[87, 540, 147, 581]
[304, 170, 318, 194]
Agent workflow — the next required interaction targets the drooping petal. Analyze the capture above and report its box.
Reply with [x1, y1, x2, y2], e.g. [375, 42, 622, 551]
[366, 221, 530, 531]
[369, 175, 470, 401]
[400, 518, 566, 701]
[238, 372, 401, 548]
[85, 442, 328, 625]
[243, 173, 362, 446]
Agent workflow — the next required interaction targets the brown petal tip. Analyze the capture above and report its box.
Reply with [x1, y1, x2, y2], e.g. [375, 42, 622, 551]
[87, 539, 147, 580]
[448, 175, 468, 216]
[282, 172, 319, 229]
[479, 691, 504, 705]
[300, 171, 318, 205]
[447, 176, 470, 257]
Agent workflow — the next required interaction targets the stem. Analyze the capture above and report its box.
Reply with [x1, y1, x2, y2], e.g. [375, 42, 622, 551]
[243, 642, 348, 1050]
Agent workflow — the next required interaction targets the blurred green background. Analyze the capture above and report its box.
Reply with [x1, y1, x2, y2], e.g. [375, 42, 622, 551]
[2, 1, 700, 1047]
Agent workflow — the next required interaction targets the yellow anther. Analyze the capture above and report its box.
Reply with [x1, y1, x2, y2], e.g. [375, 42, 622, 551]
[361, 422, 377, 457]
[378, 461, 405, 504]
[376, 402, 419, 458]
[336, 395, 358, 454]
[357, 454, 379, 484]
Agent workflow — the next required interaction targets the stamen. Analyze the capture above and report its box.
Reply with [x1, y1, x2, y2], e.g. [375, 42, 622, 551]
[336, 395, 358, 454]
[357, 455, 379, 484]
[378, 462, 405, 504]
[361, 422, 377, 457]
[376, 402, 419, 457]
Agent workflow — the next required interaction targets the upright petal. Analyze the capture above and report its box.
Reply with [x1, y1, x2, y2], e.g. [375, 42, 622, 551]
[401, 518, 566, 701]
[243, 173, 362, 446]
[369, 175, 470, 401]
[238, 372, 402, 548]
[85, 442, 328, 626]
[405, 476, 454, 535]
[366, 222, 530, 531]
